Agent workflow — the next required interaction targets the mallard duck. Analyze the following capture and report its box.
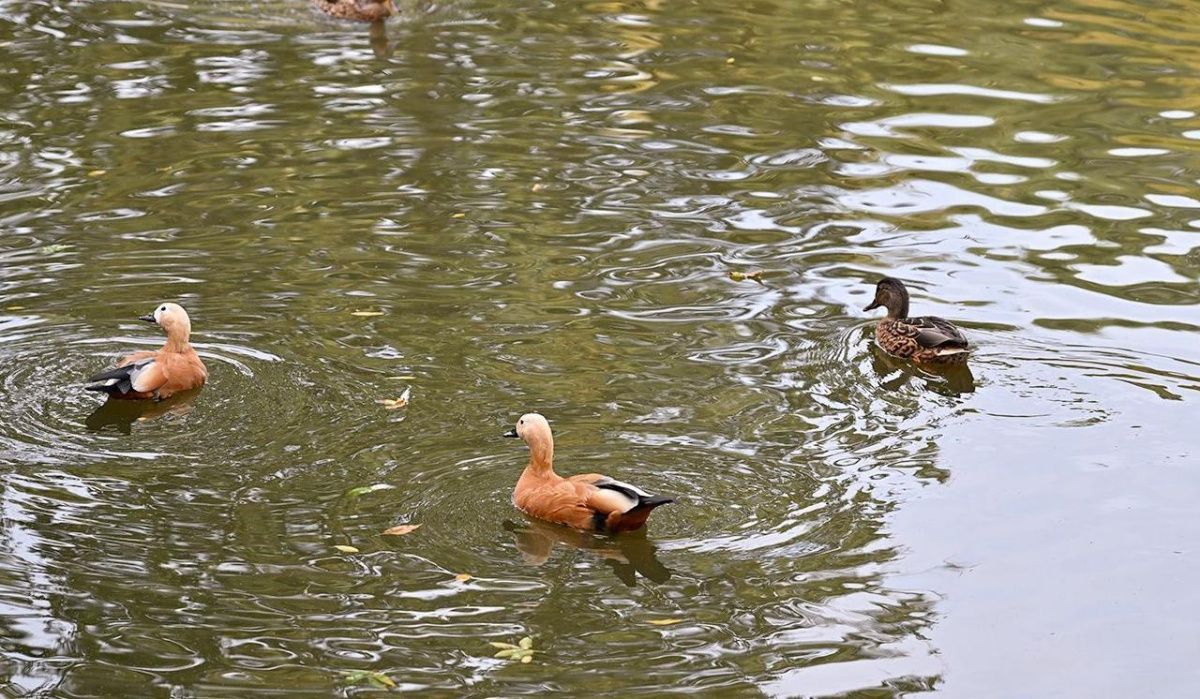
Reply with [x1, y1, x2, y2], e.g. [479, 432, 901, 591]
[863, 277, 970, 364]
[503, 413, 674, 533]
[312, 0, 395, 22]
[85, 303, 208, 400]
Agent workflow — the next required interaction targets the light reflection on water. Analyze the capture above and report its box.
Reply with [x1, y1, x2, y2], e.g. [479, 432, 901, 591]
[0, 0, 1197, 695]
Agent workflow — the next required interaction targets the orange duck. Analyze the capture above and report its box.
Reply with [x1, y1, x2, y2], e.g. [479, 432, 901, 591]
[312, 0, 396, 21]
[85, 303, 208, 400]
[503, 413, 673, 533]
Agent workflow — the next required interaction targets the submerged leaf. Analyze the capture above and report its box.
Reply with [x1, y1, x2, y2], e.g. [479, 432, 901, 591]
[334, 545, 359, 554]
[346, 483, 395, 498]
[647, 618, 684, 626]
[39, 244, 71, 254]
[370, 672, 397, 688]
[494, 649, 518, 658]
[382, 524, 421, 536]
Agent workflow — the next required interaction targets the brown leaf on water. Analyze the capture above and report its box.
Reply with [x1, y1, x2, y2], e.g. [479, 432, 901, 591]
[382, 524, 421, 536]
[455, 573, 472, 582]
[646, 618, 684, 626]
[376, 387, 411, 410]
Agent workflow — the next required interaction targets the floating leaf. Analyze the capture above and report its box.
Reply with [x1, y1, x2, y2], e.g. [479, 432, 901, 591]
[382, 524, 421, 536]
[387, 374, 416, 380]
[339, 670, 395, 689]
[6, 305, 26, 311]
[451, 212, 465, 218]
[369, 672, 397, 689]
[728, 270, 764, 283]
[39, 244, 70, 254]
[346, 483, 395, 498]
[376, 387, 411, 411]
[519, 636, 533, 650]
[351, 310, 384, 317]
[455, 573, 472, 582]
[521, 654, 533, 663]
[726, 57, 735, 64]
[334, 545, 359, 554]
[488, 642, 520, 650]
[647, 618, 684, 626]
[87, 169, 106, 177]
[494, 649, 518, 659]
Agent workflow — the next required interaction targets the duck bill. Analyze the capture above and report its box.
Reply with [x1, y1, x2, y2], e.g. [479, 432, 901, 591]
[138, 314, 157, 323]
[502, 428, 518, 438]
[862, 300, 880, 312]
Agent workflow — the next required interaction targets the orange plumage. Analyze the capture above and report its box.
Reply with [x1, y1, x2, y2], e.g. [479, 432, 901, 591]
[504, 413, 673, 534]
[86, 303, 208, 401]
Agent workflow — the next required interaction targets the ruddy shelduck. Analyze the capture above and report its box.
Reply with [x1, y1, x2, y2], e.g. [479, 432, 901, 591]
[504, 413, 673, 533]
[85, 303, 208, 400]
[312, 0, 395, 21]
[863, 277, 970, 364]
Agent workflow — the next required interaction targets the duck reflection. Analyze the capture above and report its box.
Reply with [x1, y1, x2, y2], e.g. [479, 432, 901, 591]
[84, 388, 203, 434]
[504, 517, 672, 586]
[869, 343, 976, 395]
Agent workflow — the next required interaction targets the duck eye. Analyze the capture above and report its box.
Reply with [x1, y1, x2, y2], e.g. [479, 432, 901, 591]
[519, 419, 524, 425]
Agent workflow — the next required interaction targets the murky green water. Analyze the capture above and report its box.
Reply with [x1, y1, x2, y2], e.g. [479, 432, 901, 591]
[1, 0, 1198, 695]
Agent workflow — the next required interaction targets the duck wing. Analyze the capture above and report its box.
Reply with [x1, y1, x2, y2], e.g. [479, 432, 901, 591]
[86, 356, 166, 396]
[905, 316, 968, 349]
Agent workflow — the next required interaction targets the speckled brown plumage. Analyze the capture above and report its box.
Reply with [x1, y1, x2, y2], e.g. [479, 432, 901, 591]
[312, 0, 395, 22]
[864, 278, 970, 365]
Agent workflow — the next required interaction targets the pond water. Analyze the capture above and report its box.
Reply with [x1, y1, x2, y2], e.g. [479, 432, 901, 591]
[1, 0, 1198, 695]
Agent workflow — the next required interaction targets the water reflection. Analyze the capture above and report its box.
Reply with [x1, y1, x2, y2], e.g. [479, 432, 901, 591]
[84, 388, 204, 434]
[504, 517, 672, 586]
[868, 344, 977, 396]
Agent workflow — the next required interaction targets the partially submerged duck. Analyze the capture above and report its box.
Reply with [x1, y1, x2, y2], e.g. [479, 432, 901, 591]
[863, 277, 970, 364]
[85, 303, 208, 400]
[504, 413, 673, 533]
[312, 0, 396, 22]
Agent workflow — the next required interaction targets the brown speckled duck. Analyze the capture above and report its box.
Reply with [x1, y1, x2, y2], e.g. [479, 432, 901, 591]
[312, 0, 395, 22]
[863, 277, 970, 364]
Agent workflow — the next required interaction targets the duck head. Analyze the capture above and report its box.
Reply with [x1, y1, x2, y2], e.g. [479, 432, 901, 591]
[504, 413, 554, 468]
[139, 302, 192, 344]
[863, 277, 910, 319]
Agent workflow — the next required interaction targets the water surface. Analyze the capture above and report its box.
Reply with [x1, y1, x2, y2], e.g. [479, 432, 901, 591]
[1, 0, 1198, 695]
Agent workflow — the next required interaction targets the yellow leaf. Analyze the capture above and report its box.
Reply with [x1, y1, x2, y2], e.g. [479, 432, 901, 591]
[647, 618, 683, 626]
[351, 310, 384, 317]
[87, 169, 106, 177]
[455, 573, 472, 582]
[521, 654, 532, 663]
[376, 387, 411, 410]
[451, 213, 465, 218]
[519, 636, 533, 649]
[725, 57, 735, 64]
[334, 545, 359, 553]
[382, 524, 420, 536]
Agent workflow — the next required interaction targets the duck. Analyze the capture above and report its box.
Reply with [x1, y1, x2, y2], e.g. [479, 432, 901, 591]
[863, 277, 970, 364]
[85, 303, 208, 400]
[503, 413, 673, 534]
[312, 0, 396, 22]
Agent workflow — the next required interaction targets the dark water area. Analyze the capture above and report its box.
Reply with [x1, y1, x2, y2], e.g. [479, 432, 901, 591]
[1, 0, 1197, 695]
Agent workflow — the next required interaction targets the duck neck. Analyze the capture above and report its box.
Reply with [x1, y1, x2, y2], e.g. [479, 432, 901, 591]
[163, 329, 191, 353]
[887, 293, 909, 319]
[523, 435, 555, 476]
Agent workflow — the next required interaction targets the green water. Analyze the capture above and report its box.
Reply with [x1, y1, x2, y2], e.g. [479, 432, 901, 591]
[1, 0, 1198, 695]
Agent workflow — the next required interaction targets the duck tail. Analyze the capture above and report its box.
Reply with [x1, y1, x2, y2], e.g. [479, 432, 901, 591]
[610, 496, 674, 533]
